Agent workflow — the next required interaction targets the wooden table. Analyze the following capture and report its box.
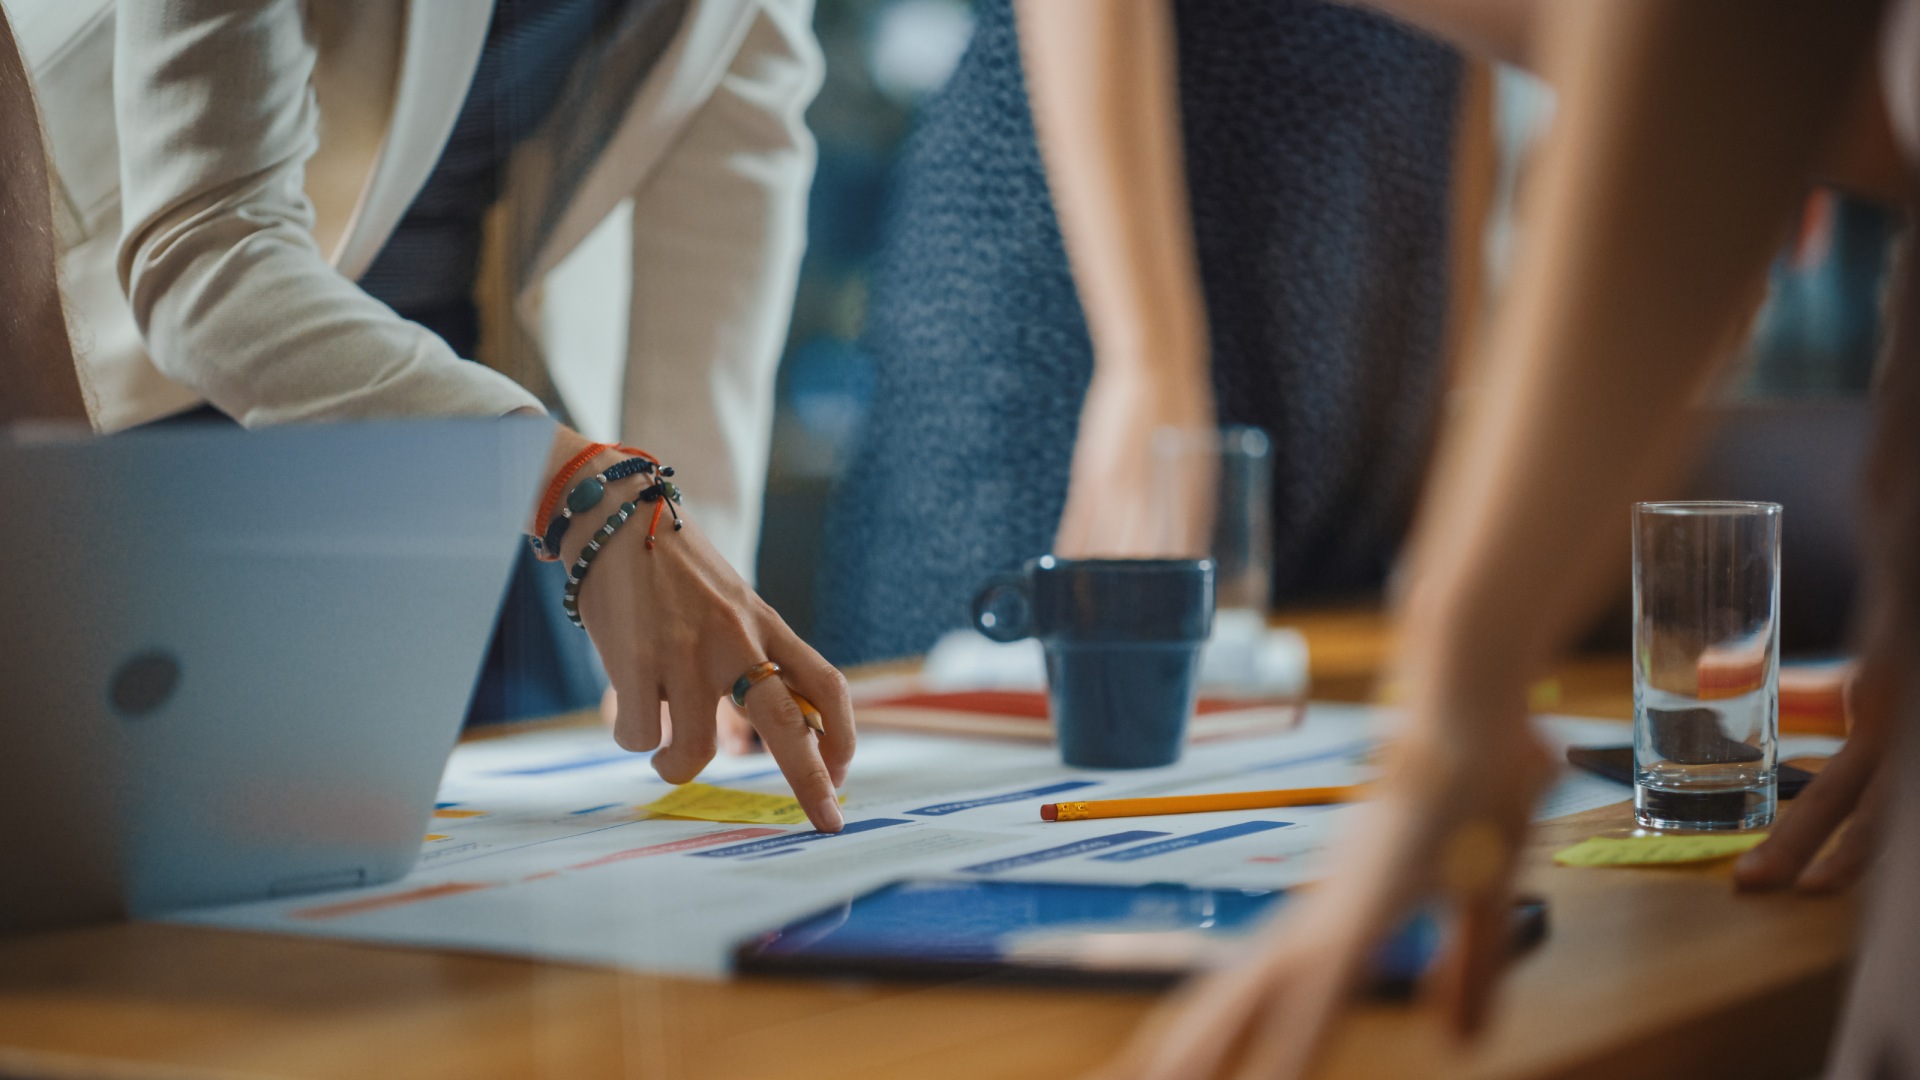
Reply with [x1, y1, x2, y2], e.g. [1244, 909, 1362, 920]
[0, 609, 1857, 1080]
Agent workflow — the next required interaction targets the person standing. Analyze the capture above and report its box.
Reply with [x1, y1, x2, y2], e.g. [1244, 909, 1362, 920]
[15, 0, 824, 730]
[813, 0, 1462, 665]
[1102, 2, 1913, 1075]
[0, 0, 852, 829]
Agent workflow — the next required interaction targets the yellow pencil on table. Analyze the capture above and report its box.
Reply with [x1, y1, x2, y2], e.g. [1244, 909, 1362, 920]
[1039, 784, 1368, 821]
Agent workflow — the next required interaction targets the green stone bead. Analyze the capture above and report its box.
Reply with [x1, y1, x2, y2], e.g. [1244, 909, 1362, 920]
[566, 477, 606, 514]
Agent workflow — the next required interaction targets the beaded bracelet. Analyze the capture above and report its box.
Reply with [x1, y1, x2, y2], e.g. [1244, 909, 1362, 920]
[636, 467, 684, 551]
[531, 455, 659, 561]
[557, 460, 688, 628]
[561, 499, 640, 628]
[532, 442, 614, 538]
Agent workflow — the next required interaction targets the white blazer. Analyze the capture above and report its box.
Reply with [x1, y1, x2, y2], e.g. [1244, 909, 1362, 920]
[18, 0, 821, 573]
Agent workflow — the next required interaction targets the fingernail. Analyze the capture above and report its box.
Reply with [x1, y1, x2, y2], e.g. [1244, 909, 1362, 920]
[811, 795, 845, 833]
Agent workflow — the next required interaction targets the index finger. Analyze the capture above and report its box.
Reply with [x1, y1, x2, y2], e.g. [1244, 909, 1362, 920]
[766, 625, 856, 787]
[742, 677, 845, 833]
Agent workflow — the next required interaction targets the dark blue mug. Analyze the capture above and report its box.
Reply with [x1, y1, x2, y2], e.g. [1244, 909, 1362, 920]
[972, 557, 1215, 768]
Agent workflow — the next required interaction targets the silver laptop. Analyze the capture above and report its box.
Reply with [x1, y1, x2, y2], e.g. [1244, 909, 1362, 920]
[0, 417, 550, 932]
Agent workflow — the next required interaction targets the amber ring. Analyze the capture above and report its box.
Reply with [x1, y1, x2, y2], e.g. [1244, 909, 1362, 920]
[729, 661, 825, 733]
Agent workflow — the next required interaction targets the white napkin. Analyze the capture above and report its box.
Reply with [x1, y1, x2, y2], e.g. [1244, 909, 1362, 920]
[920, 609, 1309, 699]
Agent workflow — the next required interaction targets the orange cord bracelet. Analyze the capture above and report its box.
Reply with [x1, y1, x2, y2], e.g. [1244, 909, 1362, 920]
[534, 442, 614, 536]
[533, 444, 660, 532]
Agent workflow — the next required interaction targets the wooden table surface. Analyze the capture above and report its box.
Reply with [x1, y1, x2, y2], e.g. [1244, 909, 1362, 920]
[0, 609, 1857, 1080]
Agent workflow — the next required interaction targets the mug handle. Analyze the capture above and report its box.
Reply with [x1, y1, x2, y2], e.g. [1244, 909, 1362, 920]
[971, 572, 1035, 643]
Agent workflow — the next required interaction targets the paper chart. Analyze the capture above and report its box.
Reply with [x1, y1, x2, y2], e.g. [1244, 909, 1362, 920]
[167, 704, 1837, 977]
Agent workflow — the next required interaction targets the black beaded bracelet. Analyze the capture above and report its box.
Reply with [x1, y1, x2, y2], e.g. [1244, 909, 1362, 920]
[532, 456, 656, 560]
[561, 499, 641, 628]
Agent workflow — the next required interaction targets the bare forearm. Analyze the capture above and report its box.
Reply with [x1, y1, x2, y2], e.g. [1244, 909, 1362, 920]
[1014, 0, 1208, 377]
[1402, 0, 1883, 709]
[115, 0, 545, 428]
[1356, 0, 1905, 200]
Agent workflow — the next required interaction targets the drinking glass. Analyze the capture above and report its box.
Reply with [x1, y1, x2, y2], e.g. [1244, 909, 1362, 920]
[1632, 501, 1782, 830]
[1151, 425, 1273, 614]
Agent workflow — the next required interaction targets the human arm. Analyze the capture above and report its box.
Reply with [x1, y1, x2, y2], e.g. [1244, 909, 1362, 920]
[1368, 0, 1901, 897]
[1014, 0, 1215, 558]
[113, 0, 542, 425]
[1356, 0, 1909, 201]
[0, 5, 88, 423]
[542, 426, 854, 833]
[1103, 2, 1882, 1076]
[115, 0, 851, 829]
[536, 0, 851, 816]
[1367, 0, 1904, 900]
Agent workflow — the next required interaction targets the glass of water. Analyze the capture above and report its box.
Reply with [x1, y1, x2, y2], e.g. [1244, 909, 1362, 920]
[1632, 501, 1782, 831]
[1151, 425, 1273, 614]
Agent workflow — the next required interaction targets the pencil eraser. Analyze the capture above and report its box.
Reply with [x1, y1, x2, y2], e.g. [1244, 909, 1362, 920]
[1039, 803, 1057, 821]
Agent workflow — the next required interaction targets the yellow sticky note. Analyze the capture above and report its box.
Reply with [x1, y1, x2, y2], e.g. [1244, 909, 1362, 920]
[641, 783, 832, 825]
[1552, 832, 1768, 867]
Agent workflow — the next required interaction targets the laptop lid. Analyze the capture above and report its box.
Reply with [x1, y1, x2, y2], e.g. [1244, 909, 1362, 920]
[0, 417, 551, 931]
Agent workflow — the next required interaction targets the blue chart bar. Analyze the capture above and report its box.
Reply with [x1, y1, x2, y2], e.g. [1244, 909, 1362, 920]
[1093, 821, 1292, 862]
[906, 780, 1101, 817]
[1247, 739, 1373, 776]
[960, 831, 1170, 874]
[492, 752, 636, 777]
[692, 818, 910, 858]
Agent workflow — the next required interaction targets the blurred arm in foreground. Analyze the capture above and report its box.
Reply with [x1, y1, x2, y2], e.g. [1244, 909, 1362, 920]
[1100, 2, 1884, 1077]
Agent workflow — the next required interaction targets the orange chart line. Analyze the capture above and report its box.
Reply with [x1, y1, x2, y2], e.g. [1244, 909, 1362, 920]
[292, 881, 494, 921]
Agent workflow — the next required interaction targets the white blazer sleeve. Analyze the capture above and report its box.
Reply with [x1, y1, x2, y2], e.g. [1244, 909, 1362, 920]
[113, 0, 542, 426]
[619, 0, 822, 575]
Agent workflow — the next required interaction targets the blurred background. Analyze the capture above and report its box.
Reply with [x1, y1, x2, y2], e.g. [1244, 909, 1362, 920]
[753, 0, 974, 637]
[751, 7, 1895, 650]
